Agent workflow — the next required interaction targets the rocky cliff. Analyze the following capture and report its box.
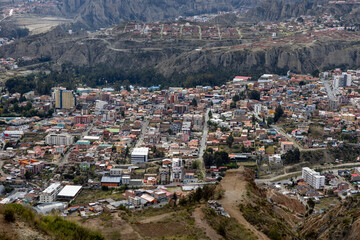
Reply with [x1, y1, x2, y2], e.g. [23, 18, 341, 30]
[69, 0, 258, 29]
[301, 195, 360, 239]
[2, 27, 360, 80]
[246, 0, 360, 23]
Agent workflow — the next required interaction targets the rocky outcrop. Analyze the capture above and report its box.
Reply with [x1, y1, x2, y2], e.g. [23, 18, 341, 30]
[2, 27, 360, 79]
[301, 196, 360, 240]
[155, 40, 360, 77]
[246, 0, 360, 23]
[70, 0, 258, 29]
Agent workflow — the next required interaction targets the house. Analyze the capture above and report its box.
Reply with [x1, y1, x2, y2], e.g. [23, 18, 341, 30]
[281, 141, 294, 152]
[101, 176, 121, 187]
[351, 174, 360, 182]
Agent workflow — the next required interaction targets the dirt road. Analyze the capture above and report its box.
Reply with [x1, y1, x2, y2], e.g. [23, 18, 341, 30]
[218, 168, 270, 240]
[193, 207, 223, 240]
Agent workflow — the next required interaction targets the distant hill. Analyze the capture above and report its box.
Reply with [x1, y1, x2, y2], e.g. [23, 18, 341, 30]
[65, 0, 259, 30]
[246, 0, 360, 24]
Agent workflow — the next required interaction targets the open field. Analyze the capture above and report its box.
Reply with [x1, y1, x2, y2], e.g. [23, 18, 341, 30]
[12, 14, 72, 34]
[71, 189, 125, 206]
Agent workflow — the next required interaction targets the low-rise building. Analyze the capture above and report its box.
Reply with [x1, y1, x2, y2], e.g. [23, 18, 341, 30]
[131, 148, 149, 164]
[39, 182, 62, 203]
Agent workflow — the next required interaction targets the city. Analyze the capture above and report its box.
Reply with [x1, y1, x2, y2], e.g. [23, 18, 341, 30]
[1, 68, 360, 221]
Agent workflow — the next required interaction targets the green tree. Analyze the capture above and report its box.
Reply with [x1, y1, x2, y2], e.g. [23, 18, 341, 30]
[226, 133, 234, 148]
[4, 208, 15, 222]
[274, 105, 284, 123]
[248, 90, 260, 100]
[24, 171, 32, 180]
[232, 94, 240, 102]
[282, 148, 300, 165]
[191, 98, 198, 107]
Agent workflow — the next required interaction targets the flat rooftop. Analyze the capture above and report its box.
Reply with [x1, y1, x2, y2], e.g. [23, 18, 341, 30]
[57, 185, 82, 197]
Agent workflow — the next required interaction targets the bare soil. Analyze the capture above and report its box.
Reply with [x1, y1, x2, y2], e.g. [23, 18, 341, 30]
[193, 207, 223, 240]
[218, 167, 270, 240]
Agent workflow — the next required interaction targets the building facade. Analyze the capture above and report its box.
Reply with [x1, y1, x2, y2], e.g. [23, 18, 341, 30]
[302, 167, 325, 189]
[131, 148, 149, 164]
[39, 182, 62, 203]
[45, 133, 74, 146]
[55, 88, 77, 109]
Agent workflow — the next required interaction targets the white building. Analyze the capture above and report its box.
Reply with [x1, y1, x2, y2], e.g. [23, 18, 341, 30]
[3, 130, 24, 140]
[45, 133, 74, 146]
[56, 185, 82, 201]
[171, 158, 184, 183]
[302, 167, 325, 189]
[333, 73, 352, 89]
[39, 182, 62, 203]
[269, 154, 282, 164]
[95, 100, 108, 111]
[131, 148, 149, 164]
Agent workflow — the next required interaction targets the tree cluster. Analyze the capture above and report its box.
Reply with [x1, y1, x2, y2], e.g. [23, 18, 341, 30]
[203, 148, 230, 167]
[281, 148, 300, 165]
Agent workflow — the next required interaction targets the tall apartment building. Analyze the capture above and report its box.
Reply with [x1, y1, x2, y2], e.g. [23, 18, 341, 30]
[333, 73, 352, 89]
[39, 182, 62, 203]
[45, 133, 74, 146]
[54, 88, 77, 109]
[171, 158, 184, 183]
[302, 167, 325, 189]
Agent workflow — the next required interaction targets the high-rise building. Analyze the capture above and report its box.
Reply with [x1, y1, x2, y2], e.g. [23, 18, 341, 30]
[45, 133, 74, 146]
[171, 158, 184, 183]
[54, 88, 77, 109]
[302, 167, 325, 189]
[333, 74, 352, 89]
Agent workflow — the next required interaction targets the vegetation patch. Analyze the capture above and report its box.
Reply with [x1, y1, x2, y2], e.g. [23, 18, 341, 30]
[0, 204, 104, 240]
[239, 199, 298, 240]
[202, 208, 255, 240]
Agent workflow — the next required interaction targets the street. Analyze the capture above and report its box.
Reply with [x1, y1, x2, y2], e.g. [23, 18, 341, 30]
[323, 78, 336, 100]
[255, 162, 360, 184]
[198, 108, 210, 177]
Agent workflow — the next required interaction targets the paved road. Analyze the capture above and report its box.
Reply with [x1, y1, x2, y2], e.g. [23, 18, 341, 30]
[135, 117, 150, 148]
[198, 108, 210, 177]
[270, 124, 325, 152]
[271, 125, 303, 150]
[323, 79, 336, 100]
[255, 162, 360, 184]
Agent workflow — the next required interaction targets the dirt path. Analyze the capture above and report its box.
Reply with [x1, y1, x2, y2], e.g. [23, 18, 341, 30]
[139, 212, 173, 224]
[193, 207, 223, 240]
[69, 213, 142, 240]
[218, 168, 270, 240]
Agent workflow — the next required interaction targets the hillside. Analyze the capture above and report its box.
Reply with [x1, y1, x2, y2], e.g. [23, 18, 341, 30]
[3, 24, 360, 84]
[301, 195, 360, 239]
[246, 0, 360, 24]
[65, 0, 258, 30]
[217, 167, 304, 240]
[0, 203, 104, 240]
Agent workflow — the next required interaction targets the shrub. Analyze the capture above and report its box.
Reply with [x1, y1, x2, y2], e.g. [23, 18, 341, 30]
[4, 208, 16, 222]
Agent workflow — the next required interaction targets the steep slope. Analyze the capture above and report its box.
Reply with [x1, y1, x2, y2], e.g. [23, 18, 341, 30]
[3, 26, 360, 81]
[218, 167, 302, 240]
[155, 40, 360, 77]
[0, 203, 104, 240]
[71, 0, 259, 29]
[246, 0, 360, 23]
[301, 195, 360, 240]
